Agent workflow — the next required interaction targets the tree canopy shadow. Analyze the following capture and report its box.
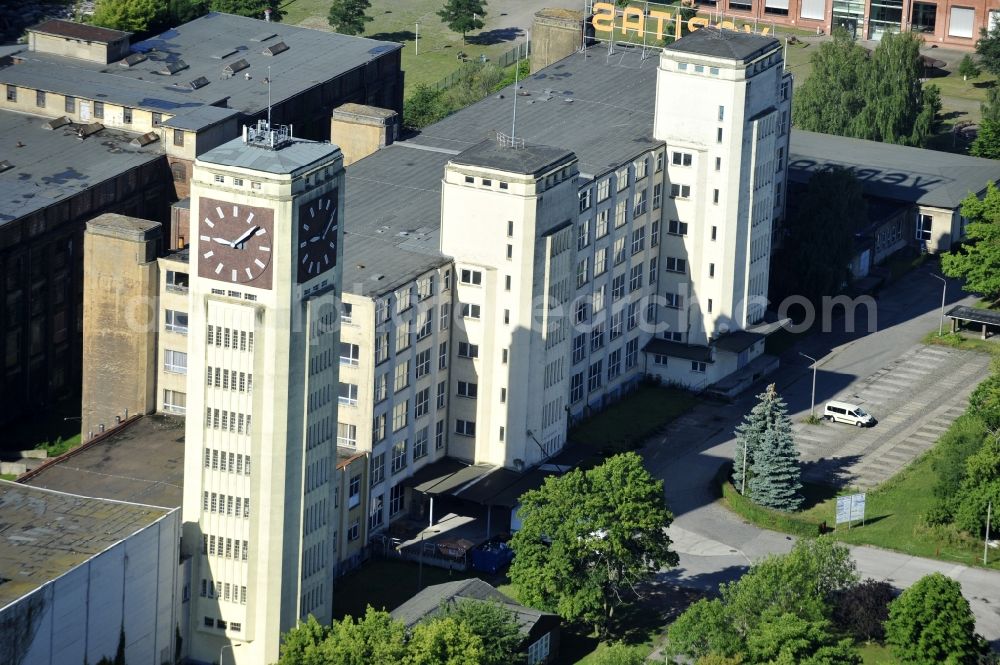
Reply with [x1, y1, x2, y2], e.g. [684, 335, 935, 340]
[368, 30, 416, 42]
[466, 27, 523, 45]
[800, 454, 864, 492]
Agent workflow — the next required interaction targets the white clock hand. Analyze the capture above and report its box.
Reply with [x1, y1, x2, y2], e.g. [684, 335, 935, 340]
[322, 210, 337, 238]
[232, 226, 259, 248]
[212, 237, 231, 245]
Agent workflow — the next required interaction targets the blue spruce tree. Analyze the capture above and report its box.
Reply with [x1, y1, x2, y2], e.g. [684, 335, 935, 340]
[733, 384, 803, 511]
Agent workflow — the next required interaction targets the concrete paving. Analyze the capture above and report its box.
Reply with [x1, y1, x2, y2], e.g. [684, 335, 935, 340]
[641, 261, 1000, 647]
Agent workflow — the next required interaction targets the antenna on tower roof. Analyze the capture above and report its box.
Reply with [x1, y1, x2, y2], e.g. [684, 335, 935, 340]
[510, 39, 522, 142]
[267, 64, 272, 129]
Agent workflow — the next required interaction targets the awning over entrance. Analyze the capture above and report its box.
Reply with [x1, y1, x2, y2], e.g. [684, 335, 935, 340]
[946, 305, 1000, 340]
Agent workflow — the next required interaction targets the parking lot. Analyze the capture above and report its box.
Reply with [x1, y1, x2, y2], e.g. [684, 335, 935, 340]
[792, 344, 991, 489]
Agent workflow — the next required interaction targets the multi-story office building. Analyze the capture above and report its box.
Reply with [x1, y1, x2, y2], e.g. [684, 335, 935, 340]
[179, 123, 345, 665]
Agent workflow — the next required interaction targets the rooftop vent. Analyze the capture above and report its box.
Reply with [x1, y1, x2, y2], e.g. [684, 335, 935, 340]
[187, 76, 210, 90]
[0, 160, 13, 173]
[263, 41, 288, 56]
[224, 58, 249, 75]
[370, 274, 385, 281]
[251, 32, 277, 42]
[212, 48, 239, 60]
[76, 122, 104, 139]
[158, 60, 188, 75]
[120, 53, 147, 67]
[44, 117, 71, 130]
[130, 131, 159, 147]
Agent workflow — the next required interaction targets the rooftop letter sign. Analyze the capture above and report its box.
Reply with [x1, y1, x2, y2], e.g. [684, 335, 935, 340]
[590, 1, 771, 43]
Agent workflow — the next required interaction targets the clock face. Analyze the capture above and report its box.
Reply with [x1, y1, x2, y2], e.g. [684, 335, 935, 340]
[297, 190, 339, 284]
[197, 197, 274, 289]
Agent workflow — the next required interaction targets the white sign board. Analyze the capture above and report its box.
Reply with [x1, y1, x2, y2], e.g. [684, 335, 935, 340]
[836, 493, 866, 524]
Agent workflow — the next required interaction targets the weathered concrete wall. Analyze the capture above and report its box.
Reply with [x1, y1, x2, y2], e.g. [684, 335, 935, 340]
[531, 9, 584, 74]
[330, 103, 398, 166]
[81, 214, 161, 442]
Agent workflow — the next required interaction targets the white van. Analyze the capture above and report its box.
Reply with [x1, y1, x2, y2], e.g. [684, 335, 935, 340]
[823, 401, 875, 427]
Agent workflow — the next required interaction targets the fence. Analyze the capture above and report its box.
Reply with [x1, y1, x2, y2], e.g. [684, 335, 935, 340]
[429, 41, 531, 92]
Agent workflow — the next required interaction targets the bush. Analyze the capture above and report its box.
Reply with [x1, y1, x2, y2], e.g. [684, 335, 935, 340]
[928, 414, 988, 524]
[885, 573, 985, 665]
[831, 579, 895, 642]
[591, 643, 647, 665]
[968, 371, 1000, 431]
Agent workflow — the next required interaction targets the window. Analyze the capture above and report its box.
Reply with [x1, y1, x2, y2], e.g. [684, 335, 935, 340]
[715, 157, 722, 171]
[692, 361, 707, 373]
[348, 520, 360, 541]
[667, 220, 688, 236]
[414, 427, 429, 460]
[629, 264, 643, 291]
[713, 189, 720, 205]
[596, 209, 609, 238]
[577, 258, 589, 288]
[374, 373, 388, 403]
[460, 303, 481, 319]
[572, 333, 586, 364]
[527, 633, 551, 665]
[616, 166, 629, 192]
[123, 107, 132, 124]
[655, 151, 664, 172]
[718, 105, 725, 121]
[590, 322, 605, 350]
[665, 293, 684, 309]
[152, 112, 162, 127]
[587, 361, 603, 392]
[394, 361, 409, 392]
[611, 273, 625, 301]
[5, 85, 15, 102]
[507, 221, 514, 237]
[415, 349, 431, 378]
[460, 269, 482, 285]
[338, 423, 357, 447]
[631, 227, 646, 254]
[94, 101, 104, 119]
[633, 190, 648, 217]
[504, 275, 512, 291]
[417, 276, 434, 300]
[670, 184, 691, 199]
[457, 381, 478, 398]
[635, 158, 647, 180]
[711, 226, 718, 241]
[455, 419, 476, 436]
[506, 244, 513, 260]
[500, 181, 509, 190]
[36, 89, 45, 107]
[672, 151, 692, 166]
[594, 247, 607, 276]
[392, 401, 408, 431]
[608, 349, 622, 379]
[613, 238, 626, 265]
[369, 494, 385, 530]
[615, 199, 627, 228]
[439, 342, 448, 369]
[373, 413, 387, 442]
[390, 483, 405, 516]
[163, 389, 186, 414]
[458, 342, 478, 358]
[440, 304, 451, 331]
[349, 475, 361, 508]
[916, 213, 933, 241]
[371, 453, 385, 485]
[165, 310, 188, 334]
[340, 343, 360, 366]
[579, 189, 592, 212]
[415, 388, 429, 418]
[570, 373, 584, 402]
[395, 322, 410, 352]
[653, 184, 662, 210]
[578, 219, 590, 250]
[626, 338, 639, 368]
[717, 127, 723, 143]
[597, 179, 610, 202]
[166, 270, 188, 291]
[654, 354, 669, 366]
[164, 349, 187, 374]
[709, 263, 716, 278]
[339, 382, 358, 406]
[392, 439, 407, 473]
[708, 298, 713, 313]
[436, 419, 445, 449]
[65, 96, 75, 113]
[464, 175, 474, 183]
[665, 257, 687, 273]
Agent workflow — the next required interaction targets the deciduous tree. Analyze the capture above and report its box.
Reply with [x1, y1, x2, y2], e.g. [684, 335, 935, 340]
[277, 614, 330, 665]
[437, 0, 487, 43]
[745, 611, 861, 665]
[92, 0, 166, 32]
[976, 23, 1000, 77]
[509, 452, 678, 635]
[792, 30, 869, 137]
[942, 182, 1000, 301]
[971, 118, 1000, 159]
[319, 608, 408, 664]
[885, 573, 985, 665]
[831, 579, 895, 642]
[405, 617, 484, 665]
[327, 0, 372, 36]
[210, 0, 282, 21]
[439, 600, 523, 665]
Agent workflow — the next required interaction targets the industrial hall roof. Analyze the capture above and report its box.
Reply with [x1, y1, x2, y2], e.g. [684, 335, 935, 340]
[1, 13, 401, 124]
[29, 19, 129, 43]
[0, 481, 172, 608]
[788, 130, 1000, 210]
[0, 110, 164, 226]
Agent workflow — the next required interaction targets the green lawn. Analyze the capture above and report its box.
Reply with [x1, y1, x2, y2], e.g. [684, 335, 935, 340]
[858, 642, 900, 664]
[569, 385, 699, 454]
[1, 473, 18, 482]
[924, 330, 1000, 357]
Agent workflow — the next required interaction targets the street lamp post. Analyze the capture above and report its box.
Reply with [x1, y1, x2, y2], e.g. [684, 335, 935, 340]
[799, 352, 819, 420]
[417, 529, 440, 591]
[220, 643, 241, 665]
[931, 274, 947, 336]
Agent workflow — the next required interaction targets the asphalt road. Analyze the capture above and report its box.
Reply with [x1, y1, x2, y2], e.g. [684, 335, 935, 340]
[644, 262, 1000, 647]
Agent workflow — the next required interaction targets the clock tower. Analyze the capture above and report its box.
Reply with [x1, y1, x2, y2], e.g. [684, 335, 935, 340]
[181, 121, 344, 665]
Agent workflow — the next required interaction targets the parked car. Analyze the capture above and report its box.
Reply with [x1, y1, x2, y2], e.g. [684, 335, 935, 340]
[823, 400, 876, 427]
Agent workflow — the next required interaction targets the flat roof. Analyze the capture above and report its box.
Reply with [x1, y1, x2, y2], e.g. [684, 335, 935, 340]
[197, 134, 341, 175]
[21, 414, 185, 509]
[946, 305, 1000, 327]
[163, 105, 240, 131]
[0, 481, 171, 608]
[450, 139, 576, 176]
[663, 26, 779, 62]
[391, 578, 554, 633]
[788, 129, 1000, 210]
[343, 143, 453, 298]
[29, 19, 129, 43]
[643, 338, 714, 362]
[0, 109, 164, 226]
[1, 13, 401, 118]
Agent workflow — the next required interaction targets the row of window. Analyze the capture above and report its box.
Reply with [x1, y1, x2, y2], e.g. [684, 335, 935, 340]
[569, 338, 641, 401]
[375, 272, 451, 324]
[204, 408, 253, 435]
[580, 150, 663, 213]
[200, 579, 247, 604]
[203, 534, 249, 560]
[203, 616, 242, 633]
[203, 448, 252, 474]
[206, 325, 254, 351]
[205, 366, 253, 392]
[652, 354, 708, 373]
[202, 492, 250, 518]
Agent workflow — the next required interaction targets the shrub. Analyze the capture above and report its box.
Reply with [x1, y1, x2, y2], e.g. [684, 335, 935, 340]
[885, 573, 985, 665]
[831, 579, 895, 642]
